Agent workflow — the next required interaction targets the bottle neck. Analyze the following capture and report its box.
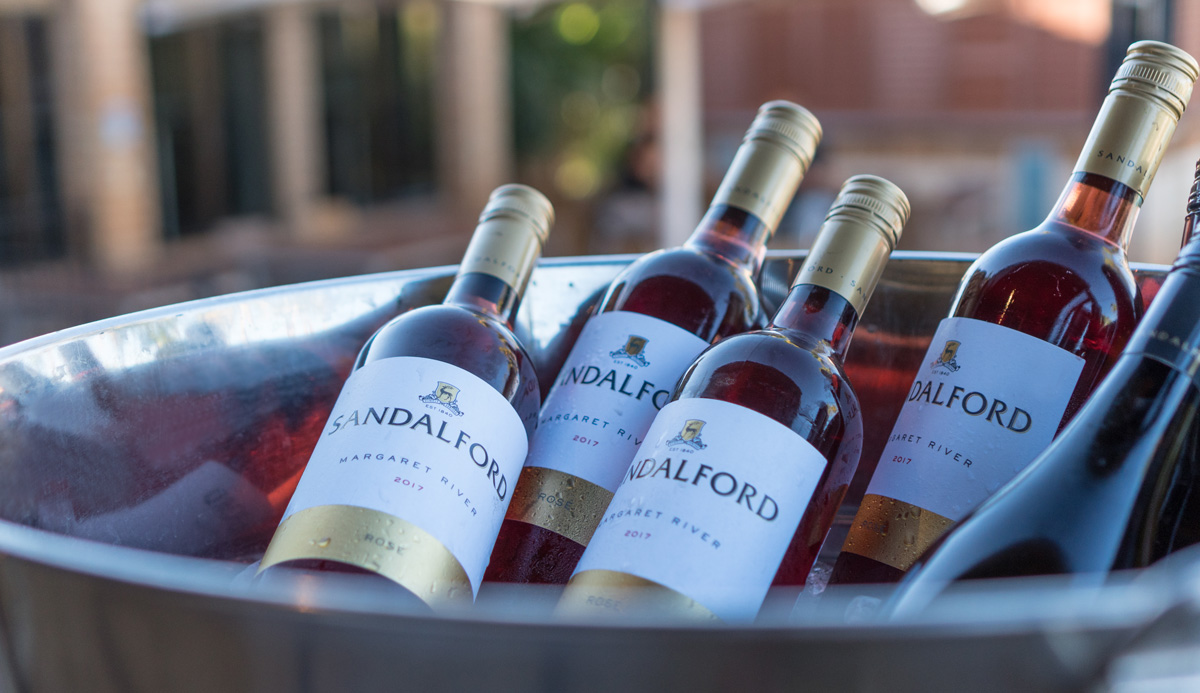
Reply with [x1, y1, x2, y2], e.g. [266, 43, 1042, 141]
[768, 284, 858, 358]
[443, 272, 522, 327]
[1182, 163, 1200, 250]
[1126, 163, 1200, 379]
[683, 204, 772, 273]
[1045, 172, 1142, 248]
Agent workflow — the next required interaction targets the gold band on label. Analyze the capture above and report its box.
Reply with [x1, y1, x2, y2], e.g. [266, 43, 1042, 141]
[794, 218, 893, 315]
[258, 504, 472, 607]
[557, 570, 719, 622]
[1073, 92, 1179, 198]
[459, 217, 543, 292]
[711, 140, 807, 234]
[839, 494, 954, 572]
[506, 467, 612, 546]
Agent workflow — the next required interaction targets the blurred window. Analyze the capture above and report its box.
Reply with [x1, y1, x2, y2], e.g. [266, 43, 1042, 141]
[318, 3, 437, 205]
[150, 17, 271, 239]
[0, 15, 64, 265]
[510, 1, 656, 253]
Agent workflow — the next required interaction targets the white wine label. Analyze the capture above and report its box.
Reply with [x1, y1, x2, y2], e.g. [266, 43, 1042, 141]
[526, 311, 709, 492]
[864, 317, 1085, 521]
[570, 398, 826, 622]
[277, 356, 527, 596]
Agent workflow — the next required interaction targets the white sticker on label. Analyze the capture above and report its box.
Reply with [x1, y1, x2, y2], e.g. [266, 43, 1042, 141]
[865, 317, 1086, 521]
[280, 356, 528, 595]
[571, 398, 826, 622]
[527, 311, 710, 492]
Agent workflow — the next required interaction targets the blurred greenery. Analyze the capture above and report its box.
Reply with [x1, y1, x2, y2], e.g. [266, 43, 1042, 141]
[511, 0, 655, 200]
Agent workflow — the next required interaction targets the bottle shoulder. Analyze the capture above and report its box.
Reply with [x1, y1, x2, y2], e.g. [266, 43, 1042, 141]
[602, 247, 762, 339]
[357, 304, 540, 430]
[609, 246, 759, 298]
[695, 328, 853, 391]
[366, 304, 526, 353]
[952, 223, 1142, 344]
[961, 224, 1138, 300]
[677, 329, 860, 443]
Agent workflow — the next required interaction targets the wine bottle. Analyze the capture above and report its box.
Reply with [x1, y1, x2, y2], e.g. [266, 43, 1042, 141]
[557, 175, 909, 622]
[1162, 164, 1200, 556]
[485, 101, 823, 585]
[884, 157, 1200, 617]
[829, 40, 1199, 586]
[257, 184, 553, 608]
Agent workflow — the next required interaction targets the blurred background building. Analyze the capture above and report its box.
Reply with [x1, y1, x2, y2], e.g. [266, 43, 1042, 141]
[0, 0, 1197, 345]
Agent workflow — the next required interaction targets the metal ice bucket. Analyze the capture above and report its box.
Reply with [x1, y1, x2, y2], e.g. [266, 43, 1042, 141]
[0, 252, 1197, 692]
